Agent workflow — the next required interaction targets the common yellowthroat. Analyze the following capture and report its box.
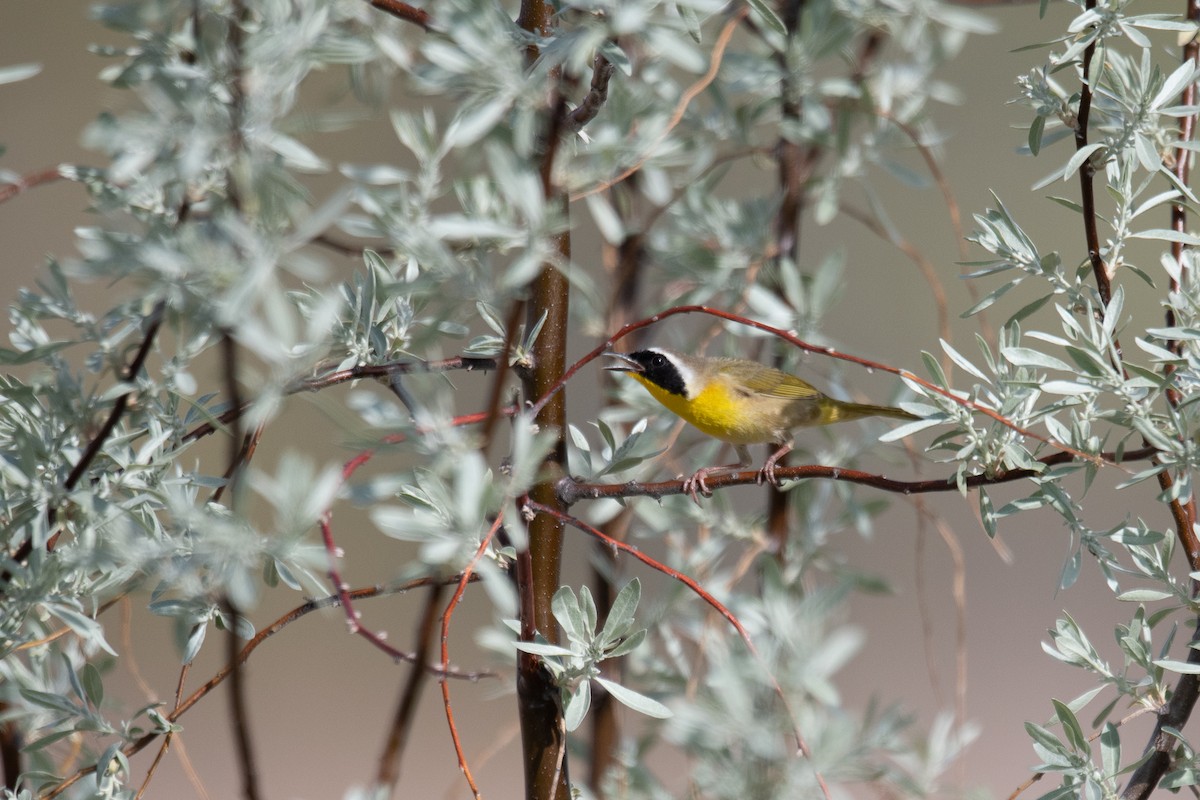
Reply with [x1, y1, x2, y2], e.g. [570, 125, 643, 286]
[605, 348, 918, 500]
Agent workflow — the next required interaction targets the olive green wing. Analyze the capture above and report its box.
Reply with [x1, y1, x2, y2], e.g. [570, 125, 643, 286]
[717, 360, 823, 399]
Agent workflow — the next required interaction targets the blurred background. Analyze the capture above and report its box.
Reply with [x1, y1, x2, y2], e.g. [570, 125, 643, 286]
[0, 2, 1170, 798]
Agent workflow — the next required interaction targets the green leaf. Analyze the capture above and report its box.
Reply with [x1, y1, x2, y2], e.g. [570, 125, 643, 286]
[81, 663, 104, 710]
[745, 0, 787, 35]
[878, 416, 940, 442]
[22, 730, 77, 752]
[0, 63, 41, 85]
[596, 676, 672, 718]
[601, 578, 640, 644]
[564, 680, 591, 732]
[1064, 346, 1109, 377]
[1063, 142, 1106, 179]
[1115, 589, 1173, 602]
[44, 604, 116, 656]
[941, 339, 989, 381]
[580, 585, 598, 639]
[513, 641, 575, 658]
[962, 280, 1020, 317]
[1129, 229, 1200, 246]
[1028, 114, 1045, 156]
[96, 742, 128, 788]
[605, 628, 647, 659]
[921, 350, 949, 388]
[1059, 548, 1081, 591]
[980, 489, 997, 538]
[1100, 723, 1120, 778]
[1003, 347, 1071, 371]
[1052, 699, 1088, 752]
[1025, 721, 1066, 755]
[552, 586, 584, 642]
[19, 689, 82, 717]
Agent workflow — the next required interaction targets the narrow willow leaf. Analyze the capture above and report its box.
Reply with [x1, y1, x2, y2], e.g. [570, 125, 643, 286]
[596, 676, 672, 718]
[745, 0, 787, 34]
[1154, 658, 1200, 674]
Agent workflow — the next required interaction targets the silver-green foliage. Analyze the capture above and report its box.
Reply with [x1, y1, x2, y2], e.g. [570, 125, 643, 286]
[914, 0, 1200, 794]
[0, 0, 1063, 797]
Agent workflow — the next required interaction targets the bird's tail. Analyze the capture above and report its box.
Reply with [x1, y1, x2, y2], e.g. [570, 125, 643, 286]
[823, 400, 918, 425]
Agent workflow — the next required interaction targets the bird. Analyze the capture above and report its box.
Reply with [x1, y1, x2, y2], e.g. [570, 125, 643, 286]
[605, 348, 918, 501]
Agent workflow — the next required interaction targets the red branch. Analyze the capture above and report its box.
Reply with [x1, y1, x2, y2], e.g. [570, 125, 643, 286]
[438, 515, 504, 800]
[368, 0, 430, 29]
[0, 167, 64, 205]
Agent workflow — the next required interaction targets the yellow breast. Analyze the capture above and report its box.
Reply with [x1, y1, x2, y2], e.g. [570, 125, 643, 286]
[631, 373, 788, 445]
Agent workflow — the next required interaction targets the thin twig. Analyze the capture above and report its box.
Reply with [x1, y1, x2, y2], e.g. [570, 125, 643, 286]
[878, 110, 994, 344]
[67, 304, 166, 492]
[0, 167, 64, 205]
[134, 661, 196, 800]
[840, 204, 953, 382]
[439, 516, 504, 800]
[311, 234, 397, 258]
[222, 597, 262, 800]
[480, 303, 523, 454]
[570, 8, 749, 201]
[182, 356, 500, 443]
[927, 504, 969, 731]
[220, 316, 260, 800]
[368, 0, 431, 29]
[374, 582, 448, 791]
[218, 332, 248, 505]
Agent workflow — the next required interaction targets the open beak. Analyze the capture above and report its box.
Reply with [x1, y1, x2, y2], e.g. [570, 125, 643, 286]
[603, 351, 642, 373]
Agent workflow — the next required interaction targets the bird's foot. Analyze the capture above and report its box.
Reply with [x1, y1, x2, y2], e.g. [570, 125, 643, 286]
[755, 464, 779, 487]
[756, 444, 793, 488]
[682, 469, 717, 506]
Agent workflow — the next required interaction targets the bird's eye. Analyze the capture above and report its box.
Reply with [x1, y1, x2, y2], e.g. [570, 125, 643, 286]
[651, 355, 666, 367]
